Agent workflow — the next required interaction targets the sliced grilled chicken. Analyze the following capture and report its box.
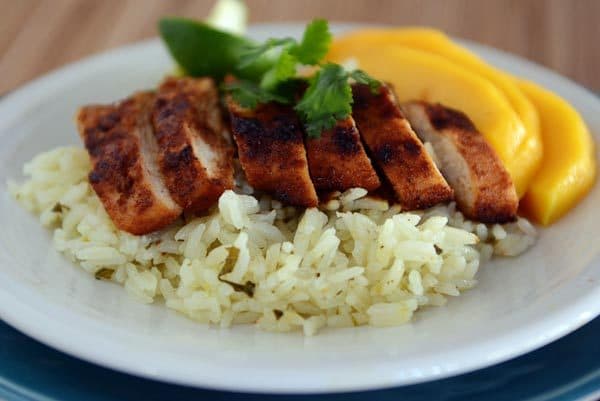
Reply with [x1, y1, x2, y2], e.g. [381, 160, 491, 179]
[401, 101, 518, 223]
[305, 116, 380, 192]
[77, 92, 182, 235]
[153, 77, 234, 212]
[226, 98, 318, 207]
[351, 83, 454, 209]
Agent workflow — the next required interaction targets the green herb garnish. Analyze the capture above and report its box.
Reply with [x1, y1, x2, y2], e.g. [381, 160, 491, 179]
[94, 268, 114, 280]
[238, 37, 295, 68]
[217, 247, 256, 297]
[295, 65, 382, 137]
[219, 278, 256, 297]
[223, 80, 290, 109]
[159, 17, 272, 80]
[238, 19, 331, 68]
[289, 19, 332, 65]
[295, 63, 352, 137]
[159, 17, 379, 138]
[349, 69, 382, 93]
[237, 18, 332, 92]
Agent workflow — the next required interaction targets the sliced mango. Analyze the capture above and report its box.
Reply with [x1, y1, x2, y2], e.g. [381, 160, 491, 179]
[328, 43, 532, 195]
[518, 80, 596, 225]
[329, 28, 542, 197]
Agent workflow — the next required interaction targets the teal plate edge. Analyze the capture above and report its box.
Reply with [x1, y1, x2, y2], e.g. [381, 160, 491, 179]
[0, 317, 598, 401]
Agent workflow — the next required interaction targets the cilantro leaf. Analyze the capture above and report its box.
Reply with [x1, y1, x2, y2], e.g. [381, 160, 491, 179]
[349, 69, 381, 93]
[224, 80, 290, 109]
[239, 18, 332, 73]
[159, 17, 271, 80]
[260, 49, 299, 90]
[295, 63, 352, 137]
[290, 19, 332, 65]
[238, 37, 295, 68]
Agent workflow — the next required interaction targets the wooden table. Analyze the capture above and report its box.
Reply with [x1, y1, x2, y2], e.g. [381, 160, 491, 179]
[1, 0, 599, 93]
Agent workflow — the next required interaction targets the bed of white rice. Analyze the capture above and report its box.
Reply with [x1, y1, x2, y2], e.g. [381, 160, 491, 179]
[9, 147, 536, 335]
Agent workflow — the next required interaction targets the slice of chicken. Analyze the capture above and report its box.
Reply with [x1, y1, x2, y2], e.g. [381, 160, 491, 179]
[226, 98, 318, 207]
[77, 92, 182, 235]
[305, 116, 380, 192]
[351, 83, 454, 210]
[401, 101, 518, 223]
[153, 77, 234, 212]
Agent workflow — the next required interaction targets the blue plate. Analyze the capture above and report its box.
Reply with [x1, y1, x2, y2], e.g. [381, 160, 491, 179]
[0, 317, 598, 401]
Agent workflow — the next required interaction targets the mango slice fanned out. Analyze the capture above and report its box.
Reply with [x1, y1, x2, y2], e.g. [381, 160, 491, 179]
[328, 28, 542, 197]
[517, 81, 596, 225]
[328, 43, 532, 195]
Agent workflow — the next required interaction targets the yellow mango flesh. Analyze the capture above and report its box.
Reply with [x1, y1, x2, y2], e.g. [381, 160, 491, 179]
[518, 81, 596, 225]
[328, 43, 531, 195]
[329, 28, 542, 197]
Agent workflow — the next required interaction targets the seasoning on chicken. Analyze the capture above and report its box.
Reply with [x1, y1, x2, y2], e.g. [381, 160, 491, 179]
[351, 83, 454, 209]
[305, 116, 380, 192]
[401, 101, 518, 223]
[226, 98, 318, 207]
[153, 77, 234, 212]
[77, 92, 182, 235]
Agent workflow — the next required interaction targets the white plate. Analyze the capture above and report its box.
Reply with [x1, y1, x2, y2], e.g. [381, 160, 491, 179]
[0, 23, 599, 394]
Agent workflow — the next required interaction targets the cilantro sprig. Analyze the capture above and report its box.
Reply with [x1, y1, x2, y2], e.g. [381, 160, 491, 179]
[159, 17, 379, 138]
[295, 64, 352, 137]
[238, 37, 296, 68]
[237, 19, 332, 91]
[295, 64, 381, 137]
[290, 19, 332, 65]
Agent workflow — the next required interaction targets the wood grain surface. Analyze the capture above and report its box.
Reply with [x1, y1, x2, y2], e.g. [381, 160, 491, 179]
[1, 0, 598, 93]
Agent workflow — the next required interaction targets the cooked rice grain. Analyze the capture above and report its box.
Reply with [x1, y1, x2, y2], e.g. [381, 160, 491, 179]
[10, 147, 536, 335]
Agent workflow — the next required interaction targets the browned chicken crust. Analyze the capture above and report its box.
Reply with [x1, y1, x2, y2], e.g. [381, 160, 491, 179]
[401, 101, 518, 223]
[226, 98, 318, 207]
[352, 84, 453, 210]
[305, 116, 380, 192]
[153, 77, 234, 212]
[77, 92, 182, 235]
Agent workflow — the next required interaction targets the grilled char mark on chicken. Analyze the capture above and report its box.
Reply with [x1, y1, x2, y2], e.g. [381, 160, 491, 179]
[153, 77, 234, 212]
[77, 92, 182, 235]
[401, 101, 518, 223]
[226, 98, 319, 207]
[351, 83, 454, 210]
[305, 116, 380, 192]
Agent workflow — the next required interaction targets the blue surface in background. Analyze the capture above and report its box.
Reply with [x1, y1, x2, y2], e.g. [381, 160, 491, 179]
[0, 317, 598, 401]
